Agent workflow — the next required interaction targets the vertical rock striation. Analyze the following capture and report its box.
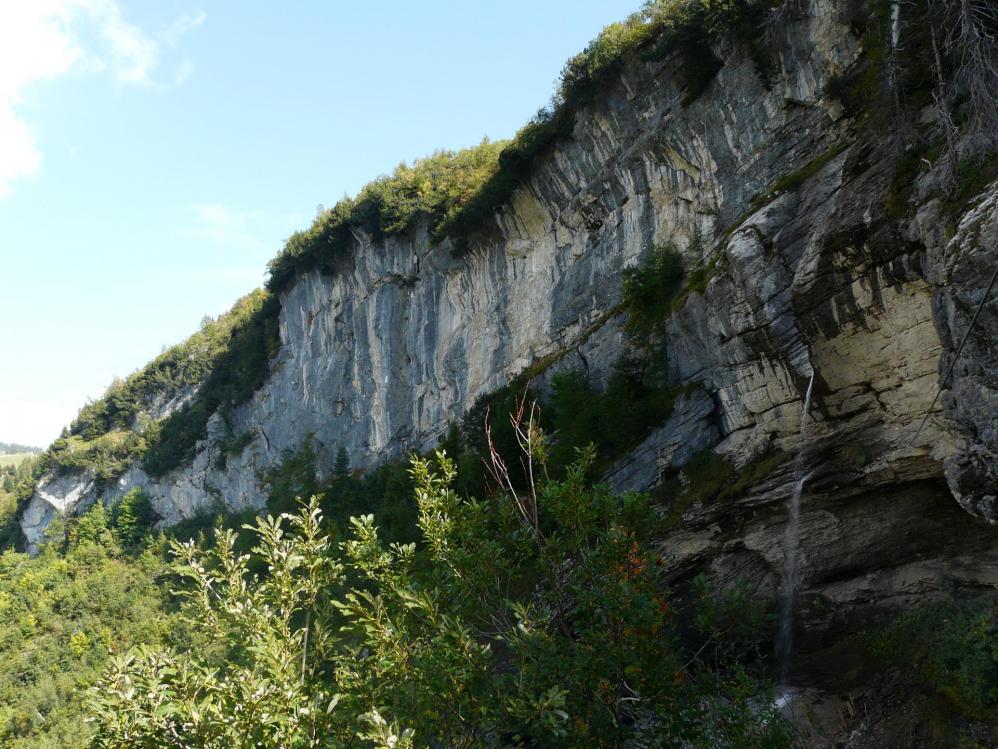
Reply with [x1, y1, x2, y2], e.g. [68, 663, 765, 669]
[21, 0, 996, 649]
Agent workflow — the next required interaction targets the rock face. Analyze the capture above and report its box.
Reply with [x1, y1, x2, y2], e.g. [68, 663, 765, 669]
[927, 190, 998, 521]
[21, 470, 98, 552]
[21, 0, 997, 656]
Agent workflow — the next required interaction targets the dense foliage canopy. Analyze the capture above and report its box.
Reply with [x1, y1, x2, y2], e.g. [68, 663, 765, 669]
[87, 444, 792, 748]
[0, 495, 184, 748]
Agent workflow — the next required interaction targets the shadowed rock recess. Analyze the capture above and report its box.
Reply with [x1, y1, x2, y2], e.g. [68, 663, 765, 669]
[19, 0, 997, 689]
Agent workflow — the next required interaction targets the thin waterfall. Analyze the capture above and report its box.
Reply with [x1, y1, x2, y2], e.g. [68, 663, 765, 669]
[776, 370, 815, 690]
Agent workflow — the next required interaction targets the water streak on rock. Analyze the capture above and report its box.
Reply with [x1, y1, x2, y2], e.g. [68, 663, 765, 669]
[776, 370, 814, 687]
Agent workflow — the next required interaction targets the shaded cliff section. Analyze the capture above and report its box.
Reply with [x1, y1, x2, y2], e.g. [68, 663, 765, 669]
[19, 0, 997, 640]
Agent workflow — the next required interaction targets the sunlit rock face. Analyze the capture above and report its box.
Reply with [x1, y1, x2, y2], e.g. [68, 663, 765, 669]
[22, 0, 996, 634]
[21, 471, 98, 552]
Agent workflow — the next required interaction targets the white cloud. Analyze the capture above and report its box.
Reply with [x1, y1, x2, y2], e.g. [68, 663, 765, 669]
[90, 0, 160, 86]
[0, 107, 43, 199]
[174, 60, 195, 86]
[0, 2, 81, 196]
[162, 10, 206, 46]
[0, 1, 205, 197]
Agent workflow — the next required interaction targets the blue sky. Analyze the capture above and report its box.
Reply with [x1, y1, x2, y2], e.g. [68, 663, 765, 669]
[0, 0, 638, 448]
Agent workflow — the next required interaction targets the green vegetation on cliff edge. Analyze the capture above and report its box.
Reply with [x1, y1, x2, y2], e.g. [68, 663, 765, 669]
[264, 0, 779, 292]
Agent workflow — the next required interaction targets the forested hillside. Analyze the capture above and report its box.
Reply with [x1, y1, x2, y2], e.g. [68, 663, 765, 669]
[0, 443, 41, 456]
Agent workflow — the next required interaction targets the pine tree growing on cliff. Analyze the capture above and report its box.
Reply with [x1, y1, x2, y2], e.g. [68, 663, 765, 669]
[334, 445, 350, 478]
[112, 489, 155, 549]
[941, 0, 998, 148]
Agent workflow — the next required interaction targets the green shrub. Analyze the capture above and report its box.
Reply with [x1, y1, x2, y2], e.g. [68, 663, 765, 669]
[334, 445, 350, 478]
[432, 242, 689, 495]
[449, 379, 542, 499]
[263, 439, 419, 547]
[67, 502, 117, 551]
[660, 6, 726, 104]
[837, 444, 868, 467]
[645, 0, 776, 102]
[47, 431, 146, 483]
[547, 358, 680, 472]
[669, 449, 735, 504]
[322, 463, 418, 546]
[755, 142, 849, 210]
[69, 291, 276, 444]
[719, 449, 789, 500]
[941, 152, 998, 219]
[622, 242, 686, 338]
[866, 597, 998, 723]
[0, 458, 44, 550]
[88, 448, 790, 748]
[0, 525, 179, 747]
[660, 448, 789, 518]
[263, 440, 322, 519]
[111, 490, 156, 550]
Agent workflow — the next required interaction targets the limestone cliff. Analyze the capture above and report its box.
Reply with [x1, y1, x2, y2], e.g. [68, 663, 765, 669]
[20, 0, 997, 663]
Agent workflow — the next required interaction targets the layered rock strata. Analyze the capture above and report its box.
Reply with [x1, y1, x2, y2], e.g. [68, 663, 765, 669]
[22, 0, 996, 654]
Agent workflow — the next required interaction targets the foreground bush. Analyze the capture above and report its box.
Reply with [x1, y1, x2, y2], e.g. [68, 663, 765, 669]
[88, 427, 790, 748]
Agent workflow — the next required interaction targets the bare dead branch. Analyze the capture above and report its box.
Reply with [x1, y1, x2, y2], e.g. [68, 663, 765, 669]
[931, 26, 961, 196]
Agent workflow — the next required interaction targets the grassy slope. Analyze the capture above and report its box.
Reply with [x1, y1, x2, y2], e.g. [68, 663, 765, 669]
[0, 455, 33, 468]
